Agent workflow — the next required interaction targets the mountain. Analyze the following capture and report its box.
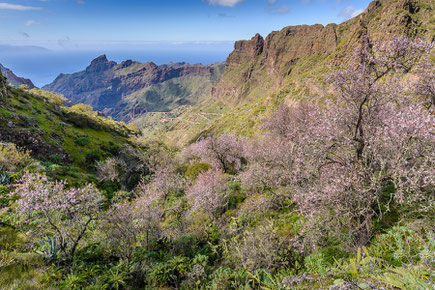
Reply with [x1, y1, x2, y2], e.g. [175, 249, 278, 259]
[43, 56, 224, 122]
[0, 64, 35, 89]
[161, 0, 434, 145]
[0, 72, 140, 185]
[41, 0, 433, 146]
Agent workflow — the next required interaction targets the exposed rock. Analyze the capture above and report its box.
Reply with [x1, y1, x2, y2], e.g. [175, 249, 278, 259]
[213, 0, 433, 105]
[226, 33, 264, 69]
[43, 56, 224, 121]
[0, 64, 35, 89]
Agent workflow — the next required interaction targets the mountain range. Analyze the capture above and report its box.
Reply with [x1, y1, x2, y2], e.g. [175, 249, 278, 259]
[8, 0, 435, 145]
[0, 64, 35, 89]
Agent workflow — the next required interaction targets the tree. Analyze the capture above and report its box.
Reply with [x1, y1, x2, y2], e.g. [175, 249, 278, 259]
[188, 134, 246, 174]
[11, 173, 103, 261]
[263, 36, 434, 248]
[186, 169, 228, 217]
[100, 177, 164, 259]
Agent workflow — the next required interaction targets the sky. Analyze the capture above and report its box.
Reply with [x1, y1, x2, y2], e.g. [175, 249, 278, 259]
[0, 0, 372, 86]
[0, 0, 372, 49]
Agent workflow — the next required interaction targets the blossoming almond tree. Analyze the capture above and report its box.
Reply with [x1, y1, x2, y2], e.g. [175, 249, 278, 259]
[11, 173, 103, 261]
[188, 134, 246, 174]
[186, 169, 228, 217]
[291, 36, 435, 248]
[258, 36, 434, 249]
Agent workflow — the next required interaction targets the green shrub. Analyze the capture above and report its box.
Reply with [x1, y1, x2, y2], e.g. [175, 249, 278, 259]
[74, 137, 91, 146]
[185, 162, 211, 180]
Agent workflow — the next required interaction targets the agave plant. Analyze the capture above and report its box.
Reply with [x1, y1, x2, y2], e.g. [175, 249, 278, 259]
[36, 237, 64, 260]
[0, 171, 9, 185]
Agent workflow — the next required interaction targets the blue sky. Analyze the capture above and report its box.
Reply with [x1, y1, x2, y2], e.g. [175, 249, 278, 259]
[0, 0, 372, 50]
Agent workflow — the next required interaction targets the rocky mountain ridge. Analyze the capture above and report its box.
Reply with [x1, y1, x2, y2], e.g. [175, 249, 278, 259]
[0, 64, 35, 89]
[43, 56, 224, 121]
[162, 0, 434, 145]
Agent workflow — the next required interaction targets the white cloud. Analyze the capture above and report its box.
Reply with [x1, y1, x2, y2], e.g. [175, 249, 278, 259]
[268, 0, 276, 4]
[270, 4, 290, 15]
[338, 5, 363, 19]
[205, 0, 244, 7]
[0, 3, 42, 10]
[25, 20, 40, 26]
[351, 8, 363, 17]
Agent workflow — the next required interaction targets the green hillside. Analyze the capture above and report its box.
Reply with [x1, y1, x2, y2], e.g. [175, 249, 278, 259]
[160, 0, 435, 146]
[0, 83, 141, 186]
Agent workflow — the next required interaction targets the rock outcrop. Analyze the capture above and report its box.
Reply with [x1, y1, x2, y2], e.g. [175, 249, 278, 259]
[43, 56, 224, 121]
[0, 64, 35, 89]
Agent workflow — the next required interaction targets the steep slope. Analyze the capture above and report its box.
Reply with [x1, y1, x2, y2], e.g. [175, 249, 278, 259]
[0, 64, 35, 89]
[43, 56, 224, 121]
[0, 73, 140, 185]
[162, 0, 434, 145]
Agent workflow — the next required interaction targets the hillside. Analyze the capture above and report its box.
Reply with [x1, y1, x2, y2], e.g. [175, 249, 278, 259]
[43, 55, 224, 122]
[0, 73, 142, 186]
[162, 0, 434, 145]
[0, 0, 433, 288]
[0, 63, 35, 89]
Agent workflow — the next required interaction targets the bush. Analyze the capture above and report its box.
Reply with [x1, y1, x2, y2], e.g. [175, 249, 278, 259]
[0, 143, 32, 172]
[185, 162, 211, 180]
[74, 137, 91, 146]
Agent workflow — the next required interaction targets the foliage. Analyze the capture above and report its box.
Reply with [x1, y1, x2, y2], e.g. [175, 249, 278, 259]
[187, 134, 246, 174]
[11, 173, 103, 260]
[0, 143, 32, 172]
[185, 162, 211, 180]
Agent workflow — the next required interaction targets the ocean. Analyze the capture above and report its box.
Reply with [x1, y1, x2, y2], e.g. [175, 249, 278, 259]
[0, 46, 232, 88]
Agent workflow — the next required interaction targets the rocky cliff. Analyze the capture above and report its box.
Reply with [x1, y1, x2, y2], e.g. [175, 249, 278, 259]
[0, 64, 35, 89]
[163, 0, 434, 145]
[43, 55, 224, 121]
[213, 0, 433, 105]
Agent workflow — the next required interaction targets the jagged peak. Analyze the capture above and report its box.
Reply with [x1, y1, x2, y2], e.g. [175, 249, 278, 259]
[86, 54, 116, 73]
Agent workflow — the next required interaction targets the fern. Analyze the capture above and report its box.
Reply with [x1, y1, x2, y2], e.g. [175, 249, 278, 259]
[374, 266, 434, 290]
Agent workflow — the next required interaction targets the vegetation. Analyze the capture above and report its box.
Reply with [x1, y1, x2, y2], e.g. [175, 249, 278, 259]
[0, 36, 433, 289]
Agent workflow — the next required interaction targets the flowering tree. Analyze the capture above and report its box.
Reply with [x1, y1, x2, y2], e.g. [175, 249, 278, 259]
[186, 169, 228, 217]
[414, 61, 434, 108]
[262, 36, 434, 248]
[188, 134, 246, 174]
[101, 175, 167, 259]
[11, 173, 103, 260]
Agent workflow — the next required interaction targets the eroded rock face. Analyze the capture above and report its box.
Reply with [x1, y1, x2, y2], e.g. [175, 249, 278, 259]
[214, 23, 338, 103]
[43, 55, 223, 120]
[226, 33, 264, 69]
[214, 0, 433, 104]
[0, 64, 35, 89]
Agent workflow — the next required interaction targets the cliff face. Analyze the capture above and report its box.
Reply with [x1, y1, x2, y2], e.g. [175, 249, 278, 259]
[161, 0, 434, 146]
[213, 0, 433, 105]
[0, 64, 35, 89]
[43, 55, 224, 121]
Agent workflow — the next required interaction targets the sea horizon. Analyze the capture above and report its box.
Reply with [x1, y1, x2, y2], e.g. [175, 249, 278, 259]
[0, 45, 232, 88]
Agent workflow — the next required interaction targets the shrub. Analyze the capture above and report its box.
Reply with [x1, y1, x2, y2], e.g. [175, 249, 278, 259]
[0, 143, 32, 172]
[11, 173, 103, 260]
[74, 137, 90, 146]
[185, 162, 211, 180]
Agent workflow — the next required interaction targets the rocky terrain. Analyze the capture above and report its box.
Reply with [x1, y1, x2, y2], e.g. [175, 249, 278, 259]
[43, 56, 224, 121]
[41, 0, 434, 146]
[163, 0, 434, 145]
[0, 64, 35, 89]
